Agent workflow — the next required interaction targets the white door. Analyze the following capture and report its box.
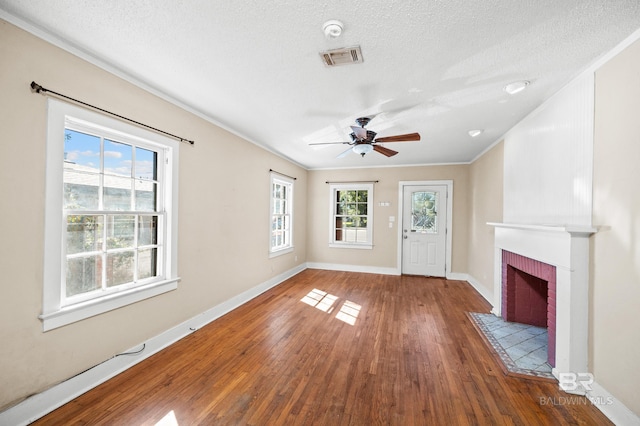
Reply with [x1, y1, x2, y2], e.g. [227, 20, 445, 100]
[401, 185, 447, 276]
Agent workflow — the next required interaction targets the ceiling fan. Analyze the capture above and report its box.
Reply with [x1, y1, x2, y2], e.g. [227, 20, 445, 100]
[309, 117, 420, 158]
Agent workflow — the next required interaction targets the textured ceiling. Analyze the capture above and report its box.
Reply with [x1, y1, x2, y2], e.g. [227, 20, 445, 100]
[2, 1, 640, 169]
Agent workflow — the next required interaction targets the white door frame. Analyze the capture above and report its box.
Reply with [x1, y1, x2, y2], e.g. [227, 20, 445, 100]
[397, 180, 453, 277]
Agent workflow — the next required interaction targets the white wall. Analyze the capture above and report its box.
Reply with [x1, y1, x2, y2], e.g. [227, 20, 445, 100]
[503, 74, 594, 226]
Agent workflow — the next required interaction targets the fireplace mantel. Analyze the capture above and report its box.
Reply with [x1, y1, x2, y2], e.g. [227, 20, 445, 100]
[487, 222, 597, 236]
[488, 222, 597, 394]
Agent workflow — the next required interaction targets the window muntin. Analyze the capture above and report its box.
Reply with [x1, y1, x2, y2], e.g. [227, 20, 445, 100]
[270, 174, 293, 255]
[330, 183, 373, 248]
[62, 127, 164, 306]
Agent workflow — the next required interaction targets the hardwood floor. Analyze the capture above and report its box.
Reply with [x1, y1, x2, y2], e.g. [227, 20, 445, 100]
[33, 270, 612, 425]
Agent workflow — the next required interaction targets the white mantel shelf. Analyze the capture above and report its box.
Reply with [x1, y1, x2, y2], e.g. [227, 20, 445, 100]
[487, 222, 598, 236]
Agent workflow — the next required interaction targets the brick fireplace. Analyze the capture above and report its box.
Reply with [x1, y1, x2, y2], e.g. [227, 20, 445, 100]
[501, 250, 556, 367]
[489, 223, 597, 394]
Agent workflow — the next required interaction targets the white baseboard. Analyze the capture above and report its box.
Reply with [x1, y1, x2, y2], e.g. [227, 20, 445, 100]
[464, 274, 494, 306]
[587, 381, 640, 426]
[0, 263, 307, 426]
[306, 262, 401, 276]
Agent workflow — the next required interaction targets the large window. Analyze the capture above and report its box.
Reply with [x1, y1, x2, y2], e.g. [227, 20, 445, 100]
[42, 99, 180, 331]
[329, 183, 373, 249]
[269, 173, 293, 256]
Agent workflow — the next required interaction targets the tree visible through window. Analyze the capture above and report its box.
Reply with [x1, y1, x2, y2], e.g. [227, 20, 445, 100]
[330, 183, 373, 248]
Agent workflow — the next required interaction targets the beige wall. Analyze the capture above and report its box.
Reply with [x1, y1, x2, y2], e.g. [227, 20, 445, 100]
[592, 39, 640, 416]
[307, 165, 469, 273]
[0, 20, 307, 410]
[467, 142, 503, 300]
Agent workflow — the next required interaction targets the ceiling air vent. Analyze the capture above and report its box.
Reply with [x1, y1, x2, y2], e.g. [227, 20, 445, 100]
[320, 46, 363, 67]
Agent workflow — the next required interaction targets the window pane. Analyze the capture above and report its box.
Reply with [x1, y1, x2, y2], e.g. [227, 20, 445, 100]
[106, 215, 135, 249]
[135, 147, 157, 181]
[345, 203, 357, 215]
[411, 191, 438, 233]
[104, 175, 132, 210]
[138, 248, 158, 280]
[64, 129, 101, 173]
[67, 215, 103, 255]
[357, 203, 367, 215]
[344, 216, 357, 227]
[104, 140, 133, 177]
[106, 251, 134, 287]
[135, 180, 156, 211]
[64, 171, 99, 210]
[358, 190, 367, 202]
[138, 216, 158, 246]
[66, 255, 101, 297]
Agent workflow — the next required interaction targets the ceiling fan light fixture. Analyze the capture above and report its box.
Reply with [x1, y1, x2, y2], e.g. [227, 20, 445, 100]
[468, 129, 483, 138]
[352, 144, 374, 156]
[323, 20, 344, 39]
[503, 80, 530, 95]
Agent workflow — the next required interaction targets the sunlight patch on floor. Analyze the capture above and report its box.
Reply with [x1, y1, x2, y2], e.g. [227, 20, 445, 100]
[155, 410, 178, 426]
[301, 289, 361, 325]
[335, 300, 361, 325]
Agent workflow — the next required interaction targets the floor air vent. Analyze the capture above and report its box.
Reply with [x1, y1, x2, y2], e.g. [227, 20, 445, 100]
[320, 46, 363, 67]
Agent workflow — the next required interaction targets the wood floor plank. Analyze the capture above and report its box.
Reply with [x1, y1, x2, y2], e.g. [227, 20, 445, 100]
[31, 270, 612, 425]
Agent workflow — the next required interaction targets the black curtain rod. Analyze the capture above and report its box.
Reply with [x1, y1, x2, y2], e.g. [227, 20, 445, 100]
[270, 169, 297, 180]
[325, 180, 379, 184]
[30, 81, 195, 146]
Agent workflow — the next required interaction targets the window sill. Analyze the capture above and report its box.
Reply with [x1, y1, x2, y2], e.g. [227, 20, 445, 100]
[269, 246, 294, 258]
[39, 278, 180, 331]
[329, 243, 373, 250]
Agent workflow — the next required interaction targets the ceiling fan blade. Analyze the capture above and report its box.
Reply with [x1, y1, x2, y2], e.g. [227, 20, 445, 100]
[374, 132, 421, 143]
[373, 145, 398, 157]
[337, 147, 354, 158]
[308, 141, 351, 146]
[350, 126, 368, 140]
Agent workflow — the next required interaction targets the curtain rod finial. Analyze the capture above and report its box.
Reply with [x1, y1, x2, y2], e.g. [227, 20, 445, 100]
[30, 81, 44, 93]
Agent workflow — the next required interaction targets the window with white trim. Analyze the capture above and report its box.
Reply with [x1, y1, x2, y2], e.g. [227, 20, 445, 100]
[41, 99, 180, 331]
[269, 173, 293, 256]
[329, 183, 373, 249]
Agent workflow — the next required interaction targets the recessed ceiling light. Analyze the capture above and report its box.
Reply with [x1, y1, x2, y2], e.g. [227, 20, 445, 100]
[468, 129, 483, 138]
[323, 20, 344, 39]
[503, 80, 530, 95]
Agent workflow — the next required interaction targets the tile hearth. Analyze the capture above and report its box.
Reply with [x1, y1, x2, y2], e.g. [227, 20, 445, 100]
[469, 313, 555, 380]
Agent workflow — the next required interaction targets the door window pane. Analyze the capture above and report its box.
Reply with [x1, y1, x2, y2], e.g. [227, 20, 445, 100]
[411, 191, 438, 233]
